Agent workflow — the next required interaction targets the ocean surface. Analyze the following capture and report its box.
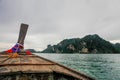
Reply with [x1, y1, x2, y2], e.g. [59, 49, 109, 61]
[34, 53, 120, 80]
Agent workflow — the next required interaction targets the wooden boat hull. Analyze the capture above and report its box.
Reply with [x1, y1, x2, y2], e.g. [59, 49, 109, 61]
[0, 54, 95, 80]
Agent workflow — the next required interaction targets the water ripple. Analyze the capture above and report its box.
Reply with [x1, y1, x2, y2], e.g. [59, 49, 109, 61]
[35, 53, 120, 80]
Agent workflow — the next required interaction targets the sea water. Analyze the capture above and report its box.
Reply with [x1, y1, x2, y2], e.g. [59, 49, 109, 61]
[34, 53, 120, 80]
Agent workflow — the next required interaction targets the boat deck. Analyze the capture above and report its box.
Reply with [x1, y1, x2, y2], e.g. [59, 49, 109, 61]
[0, 54, 95, 80]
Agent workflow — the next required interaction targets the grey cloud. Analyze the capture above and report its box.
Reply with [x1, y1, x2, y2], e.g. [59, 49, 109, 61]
[0, 0, 23, 24]
[0, 0, 120, 50]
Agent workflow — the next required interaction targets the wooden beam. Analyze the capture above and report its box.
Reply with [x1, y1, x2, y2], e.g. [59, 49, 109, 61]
[17, 23, 28, 45]
[0, 63, 55, 66]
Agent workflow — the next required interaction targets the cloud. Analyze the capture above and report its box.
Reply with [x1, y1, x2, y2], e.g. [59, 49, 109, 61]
[0, 0, 120, 51]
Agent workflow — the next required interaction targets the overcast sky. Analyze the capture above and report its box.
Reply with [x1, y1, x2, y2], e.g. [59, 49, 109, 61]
[0, 0, 120, 51]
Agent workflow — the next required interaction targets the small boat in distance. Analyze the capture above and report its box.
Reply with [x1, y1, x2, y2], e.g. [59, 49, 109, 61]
[0, 24, 95, 80]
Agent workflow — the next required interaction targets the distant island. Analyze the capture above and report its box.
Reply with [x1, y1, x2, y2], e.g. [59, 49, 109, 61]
[41, 34, 120, 53]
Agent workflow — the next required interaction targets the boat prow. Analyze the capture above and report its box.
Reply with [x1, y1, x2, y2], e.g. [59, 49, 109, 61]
[0, 54, 95, 80]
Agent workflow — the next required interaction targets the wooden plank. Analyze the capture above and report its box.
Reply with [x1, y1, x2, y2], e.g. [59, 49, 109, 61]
[0, 63, 55, 66]
[0, 54, 95, 80]
[17, 23, 28, 45]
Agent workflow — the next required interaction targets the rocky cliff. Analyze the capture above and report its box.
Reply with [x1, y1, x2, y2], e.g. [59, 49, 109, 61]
[41, 34, 120, 53]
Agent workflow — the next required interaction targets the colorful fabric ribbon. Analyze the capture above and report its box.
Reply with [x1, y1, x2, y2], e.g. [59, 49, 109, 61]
[6, 43, 24, 53]
[6, 43, 32, 55]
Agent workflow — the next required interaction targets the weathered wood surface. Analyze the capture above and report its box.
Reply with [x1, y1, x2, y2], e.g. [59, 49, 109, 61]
[0, 54, 95, 80]
[17, 23, 28, 45]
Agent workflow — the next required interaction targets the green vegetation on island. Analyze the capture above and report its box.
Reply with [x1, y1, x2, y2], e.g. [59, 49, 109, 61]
[41, 34, 120, 53]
